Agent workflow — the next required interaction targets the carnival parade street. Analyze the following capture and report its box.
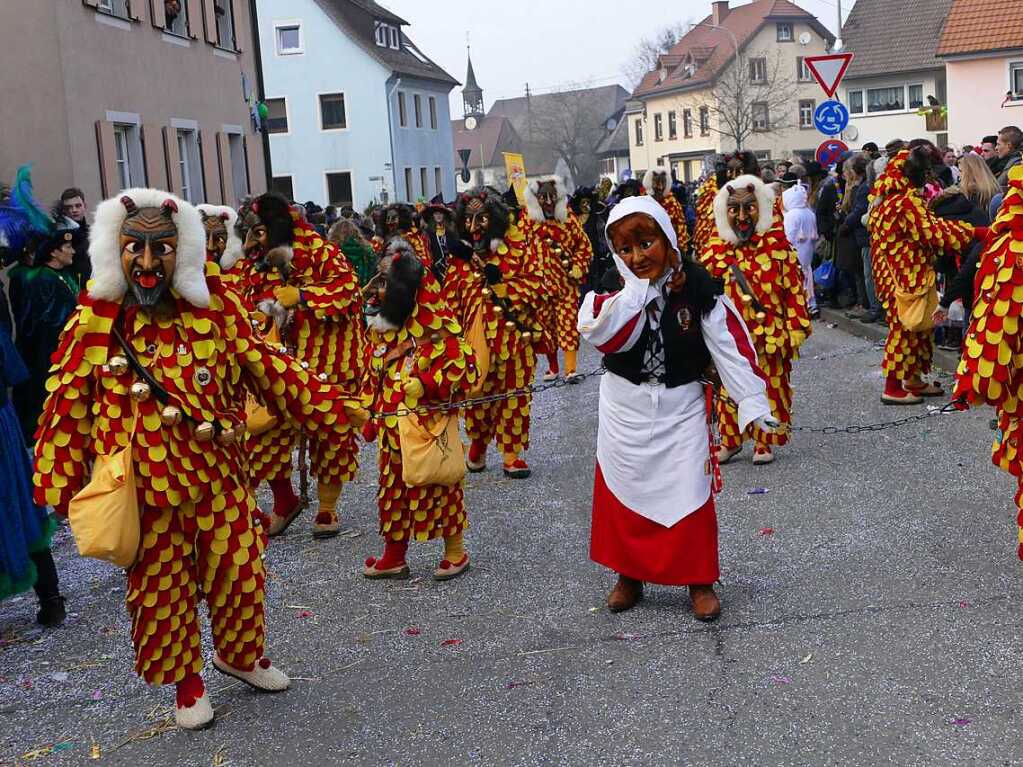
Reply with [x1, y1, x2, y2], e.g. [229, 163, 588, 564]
[1, 329, 1019, 766]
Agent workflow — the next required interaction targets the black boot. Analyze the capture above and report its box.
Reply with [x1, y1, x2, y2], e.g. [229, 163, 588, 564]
[30, 549, 65, 627]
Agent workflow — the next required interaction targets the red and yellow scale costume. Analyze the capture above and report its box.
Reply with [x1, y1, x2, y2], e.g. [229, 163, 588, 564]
[33, 273, 351, 685]
[693, 176, 718, 262]
[954, 165, 1023, 556]
[868, 150, 974, 385]
[704, 221, 811, 450]
[655, 193, 690, 255]
[521, 213, 592, 361]
[444, 225, 544, 464]
[361, 272, 478, 546]
[240, 211, 364, 502]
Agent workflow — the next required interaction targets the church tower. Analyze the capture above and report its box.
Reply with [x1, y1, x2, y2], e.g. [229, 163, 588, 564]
[462, 47, 485, 121]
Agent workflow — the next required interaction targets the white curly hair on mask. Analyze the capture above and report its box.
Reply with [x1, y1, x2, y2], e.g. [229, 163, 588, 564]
[88, 188, 209, 308]
[524, 175, 569, 223]
[712, 174, 774, 245]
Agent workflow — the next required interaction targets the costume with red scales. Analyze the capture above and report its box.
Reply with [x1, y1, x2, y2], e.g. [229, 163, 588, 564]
[236, 194, 365, 539]
[360, 238, 478, 581]
[868, 147, 976, 404]
[953, 164, 1021, 555]
[522, 176, 592, 380]
[644, 169, 690, 254]
[702, 175, 811, 465]
[33, 189, 355, 730]
[578, 195, 774, 619]
[445, 189, 544, 479]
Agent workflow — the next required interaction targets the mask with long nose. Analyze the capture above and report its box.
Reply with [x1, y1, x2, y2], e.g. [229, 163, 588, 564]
[201, 211, 229, 263]
[726, 184, 759, 244]
[119, 198, 179, 309]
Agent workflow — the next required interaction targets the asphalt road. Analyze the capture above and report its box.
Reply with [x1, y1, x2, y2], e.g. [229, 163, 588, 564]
[2, 323, 1021, 767]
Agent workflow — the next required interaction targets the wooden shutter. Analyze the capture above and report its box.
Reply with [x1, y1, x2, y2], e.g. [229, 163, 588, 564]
[228, 0, 241, 52]
[142, 124, 168, 190]
[185, 0, 200, 38]
[203, 0, 218, 44]
[163, 126, 182, 195]
[127, 0, 143, 21]
[200, 129, 222, 204]
[242, 135, 257, 196]
[216, 132, 234, 206]
[95, 121, 118, 199]
[150, 0, 166, 28]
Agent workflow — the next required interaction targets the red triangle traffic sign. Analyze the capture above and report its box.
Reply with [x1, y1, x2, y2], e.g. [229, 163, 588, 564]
[805, 53, 854, 98]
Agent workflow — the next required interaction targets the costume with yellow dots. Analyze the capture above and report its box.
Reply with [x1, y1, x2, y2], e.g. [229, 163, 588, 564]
[693, 175, 718, 263]
[445, 190, 545, 475]
[954, 165, 1022, 556]
[702, 175, 811, 455]
[868, 149, 974, 399]
[240, 204, 365, 535]
[33, 190, 355, 728]
[361, 245, 478, 579]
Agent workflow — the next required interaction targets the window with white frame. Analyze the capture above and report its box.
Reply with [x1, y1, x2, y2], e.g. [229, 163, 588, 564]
[374, 21, 400, 50]
[754, 150, 771, 162]
[1012, 61, 1023, 100]
[777, 23, 793, 42]
[398, 92, 407, 127]
[319, 93, 347, 130]
[176, 129, 204, 204]
[265, 98, 289, 133]
[414, 94, 423, 128]
[848, 89, 864, 114]
[866, 86, 905, 113]
[404, 168, 414, 202]
[434, 167, 442, 196]
[798, 99, 815, 129]
[796, 57, 812, 82]
[419, 167, 428, 198]
[699, 106, 710, 136]
[908, 84, 924, 110]
[97, 0, 130, 19]
[113, 124, 144, 191]
[749, 58, 767, 84]
[683, 109, 693, 138]
[165, 0, 189, 36]
[227, 132, 248, 201]
[600, 157, 615, 176]
[325, 171, 353, 207]
[428, 96, 438, 129]
[635, 119, 644, 146]
[654, 113, 663, 141]
[213, 0, 236, 50]
[275, 23, 302, 55]
[752, 102, 769, 131]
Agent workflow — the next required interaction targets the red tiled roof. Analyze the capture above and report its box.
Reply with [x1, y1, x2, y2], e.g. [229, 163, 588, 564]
[632, 0, 833, 99]
[843, 0, 954, 77]
[937, 0, 1023, 57]
[451, 116, 522, 169]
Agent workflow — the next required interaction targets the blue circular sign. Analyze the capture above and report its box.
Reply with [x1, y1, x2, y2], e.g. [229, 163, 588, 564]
[813, 99, 850, 136]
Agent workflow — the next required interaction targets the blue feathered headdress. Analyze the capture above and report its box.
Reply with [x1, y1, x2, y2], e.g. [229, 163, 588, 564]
[0, 165, 53, 263]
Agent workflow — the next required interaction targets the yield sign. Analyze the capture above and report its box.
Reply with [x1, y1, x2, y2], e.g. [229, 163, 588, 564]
[805, 53, 854, 98]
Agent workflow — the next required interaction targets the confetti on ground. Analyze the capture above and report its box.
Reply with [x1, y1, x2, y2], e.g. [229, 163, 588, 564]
[296, 610, 314, 619]
[800, 654, 813, 664]
[90, 689, 103, 701]
[49, 672, 70, 683]
[759, 528, 775, 536]
[612, 632, 641, 641]
[404, 627, 421, 636]
[771, 676, 792, 685]
[748, 488, 769, 495]
[952, 717, 971, 726]
[441, 639, 463, 646]
[959, 601, 970, 608]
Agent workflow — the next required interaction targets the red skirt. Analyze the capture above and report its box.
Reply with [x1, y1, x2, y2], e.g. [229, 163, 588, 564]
[590, 463, 719, 586]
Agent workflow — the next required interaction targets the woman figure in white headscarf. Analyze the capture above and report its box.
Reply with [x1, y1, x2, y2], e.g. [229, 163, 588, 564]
[577, 196, 776, 621]
[783, 182, 819, 317]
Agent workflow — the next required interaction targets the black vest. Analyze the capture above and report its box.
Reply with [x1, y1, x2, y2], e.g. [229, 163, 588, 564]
[603, 260, 722, 389]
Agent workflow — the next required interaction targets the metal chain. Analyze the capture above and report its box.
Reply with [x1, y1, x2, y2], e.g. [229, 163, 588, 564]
[785, 399, 965, 435]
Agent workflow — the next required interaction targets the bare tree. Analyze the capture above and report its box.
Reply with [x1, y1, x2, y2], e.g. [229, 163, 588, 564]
[623, 21, 692, 89]
[694, 50, 797, 152]
[526, 86, 608, 184]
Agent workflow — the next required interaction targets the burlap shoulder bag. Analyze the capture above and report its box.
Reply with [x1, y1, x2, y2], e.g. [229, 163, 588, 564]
[399, 409, 466, 487]
[245, 322, 282, 436]
[894, 270, 938, 333]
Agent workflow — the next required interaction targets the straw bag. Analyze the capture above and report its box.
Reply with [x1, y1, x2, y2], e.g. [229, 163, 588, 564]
[67, 410, 140, 569]
[398, 410, 466, 487]
[464, 304, 490, 396]
[895, 271, 938, 333]
[246, 323, 282, 436]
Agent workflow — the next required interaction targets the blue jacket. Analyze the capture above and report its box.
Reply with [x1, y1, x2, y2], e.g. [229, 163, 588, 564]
[843, 181, 870, 249]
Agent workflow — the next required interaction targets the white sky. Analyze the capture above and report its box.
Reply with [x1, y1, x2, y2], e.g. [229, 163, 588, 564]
[381, 0, 855, 115]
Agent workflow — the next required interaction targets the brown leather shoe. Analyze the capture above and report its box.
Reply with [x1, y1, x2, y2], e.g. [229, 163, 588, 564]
[607, 575, 643, 613]
[689, 584, 721, 622]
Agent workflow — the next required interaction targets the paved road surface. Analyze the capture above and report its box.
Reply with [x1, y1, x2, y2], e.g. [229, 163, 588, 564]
[2, 323, 1020, 766]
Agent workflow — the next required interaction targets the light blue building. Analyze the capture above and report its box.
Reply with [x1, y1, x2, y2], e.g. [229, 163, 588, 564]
[256, 0, 458, 210]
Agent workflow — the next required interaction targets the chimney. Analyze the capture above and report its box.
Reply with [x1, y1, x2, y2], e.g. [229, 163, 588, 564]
[711, 1, 730, 25]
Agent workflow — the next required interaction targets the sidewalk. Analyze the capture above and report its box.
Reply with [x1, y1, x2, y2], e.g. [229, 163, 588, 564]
[819, 308, 963, 373]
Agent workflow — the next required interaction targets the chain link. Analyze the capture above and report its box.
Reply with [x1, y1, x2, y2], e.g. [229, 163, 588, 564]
[785, 399, 965, 435]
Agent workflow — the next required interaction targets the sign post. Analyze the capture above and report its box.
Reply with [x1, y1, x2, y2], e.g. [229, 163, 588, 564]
[805, 53, 855, 165]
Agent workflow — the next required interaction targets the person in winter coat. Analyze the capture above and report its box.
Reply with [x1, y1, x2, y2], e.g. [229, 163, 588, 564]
[782, 183, 818, 317]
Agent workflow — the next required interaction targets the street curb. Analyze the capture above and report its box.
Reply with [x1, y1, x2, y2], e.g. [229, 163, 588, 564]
[819, 308, 962, 373]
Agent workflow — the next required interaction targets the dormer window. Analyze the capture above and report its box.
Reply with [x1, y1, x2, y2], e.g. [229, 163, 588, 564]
[658, 68, 668, 83]
[374, 21, 400, 50]
[777, 22, 794, 41]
